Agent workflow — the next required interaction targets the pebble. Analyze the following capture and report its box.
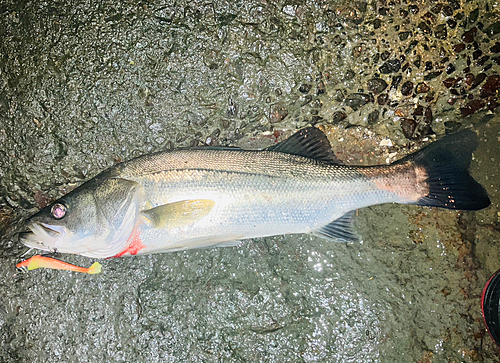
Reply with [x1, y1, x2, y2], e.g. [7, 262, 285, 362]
[335, 89, 346, 102]
[484, 22, 500, 37]
[311, 115, 323, 125]
[379, 7, 390, 16]
[367, 110, 379, 124]
[386, 152, 398, 163]
[377, 94, 388, 105]
[473, 49, 483, 60]
[301, 95, 312, 106]
[424, 107, 432, 125]
[391, 75, 402, 89]
[416, 82, 430, 93]
[343, 69, 355, 81]
[480, 75, 500, 98]
[422, 12, 436, 25]
[413, 55, 421, 68]
[460, 99, 485, 116]
[408, 5, 419, 14]
[209, 128, 220, 140]
[447, 19, 457, 29]
[414, 105, 424, 116]
[488, 98, 499, 111]
[477, 55, 490, 67]
[424, 71, 442, 81]
[299, 84, 312, 94]
[317, 81, 326, 95]
[401, 81, 414, 96]
[367, 78, 388, 94]
[380, 139, 393, 147]
[344, 93, 373, 111]
[379, 59, 401, 74]
[227, 99, 238, 117]
[381, 50, 390, 61]
[462, 27, 477, 43]
[401, 118, 417, 139]
[468, 8, 479, 23]
[331, 111, 347, 123]
[430, 4, 442, 15]
[441, 5, 453, 17]
[449, 0, 460, 10]
[434, 24, 447, 39]
[399, 31, 412, 41]
[446, 63, 456, 74]
[464, 73, 474, 86]
[491, 43, 500, 53]
[471, 73, 486, 90]
[269, 104, 288, 123]
[418, 22, 431, 34]
[443, 77, 459, 88]
[453, 43, 466, 53]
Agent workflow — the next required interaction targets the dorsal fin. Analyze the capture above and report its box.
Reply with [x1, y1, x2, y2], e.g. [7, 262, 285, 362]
[265, 127, 343, 164]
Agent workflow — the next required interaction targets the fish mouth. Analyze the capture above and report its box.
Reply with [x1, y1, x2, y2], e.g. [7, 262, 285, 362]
[19, 222, 62, 251]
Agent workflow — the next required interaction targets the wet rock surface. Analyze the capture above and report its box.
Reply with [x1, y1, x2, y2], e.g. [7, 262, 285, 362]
[0, 0, 499, 362]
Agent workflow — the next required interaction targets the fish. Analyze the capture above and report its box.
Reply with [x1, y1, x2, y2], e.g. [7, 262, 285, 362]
[19, 127, 490, 259]
[16, 255, 101, 274]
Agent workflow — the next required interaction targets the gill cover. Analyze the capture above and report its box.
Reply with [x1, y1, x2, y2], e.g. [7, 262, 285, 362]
[20, 177, 143, 258]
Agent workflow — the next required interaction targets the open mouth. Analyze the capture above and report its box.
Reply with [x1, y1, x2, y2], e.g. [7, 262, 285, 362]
[19, 222, 61, 250]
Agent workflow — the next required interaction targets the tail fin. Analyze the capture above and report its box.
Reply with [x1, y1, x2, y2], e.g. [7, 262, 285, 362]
[399, 130, 490, 210]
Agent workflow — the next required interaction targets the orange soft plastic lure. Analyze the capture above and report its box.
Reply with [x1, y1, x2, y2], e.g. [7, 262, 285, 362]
[16, 255, 101, 274]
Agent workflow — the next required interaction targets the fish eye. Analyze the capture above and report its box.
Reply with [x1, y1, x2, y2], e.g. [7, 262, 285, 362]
[51, 203, 68, 219]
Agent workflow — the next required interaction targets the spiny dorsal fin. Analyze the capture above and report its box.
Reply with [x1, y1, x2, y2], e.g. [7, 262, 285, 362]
[265, 127, 343, 164]
[141, 199, 215, 229]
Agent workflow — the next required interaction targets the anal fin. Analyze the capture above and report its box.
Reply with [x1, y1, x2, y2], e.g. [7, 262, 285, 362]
[312, 211, 357, 242]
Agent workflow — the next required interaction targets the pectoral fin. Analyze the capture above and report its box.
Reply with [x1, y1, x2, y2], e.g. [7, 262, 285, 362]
[141, 199, 215, 229]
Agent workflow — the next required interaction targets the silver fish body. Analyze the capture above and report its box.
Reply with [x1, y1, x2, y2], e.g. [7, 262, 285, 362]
[19, 128, 490, 258]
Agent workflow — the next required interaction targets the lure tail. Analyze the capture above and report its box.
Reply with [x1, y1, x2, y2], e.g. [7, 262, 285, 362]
[16, 255, 102, 274]
[87, 262, 102, 274]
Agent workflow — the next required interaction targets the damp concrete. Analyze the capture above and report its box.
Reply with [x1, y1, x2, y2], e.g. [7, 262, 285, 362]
[0, 0, 500, 361]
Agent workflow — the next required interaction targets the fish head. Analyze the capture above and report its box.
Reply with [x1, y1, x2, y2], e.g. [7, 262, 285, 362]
[20, 177, 142, 258]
